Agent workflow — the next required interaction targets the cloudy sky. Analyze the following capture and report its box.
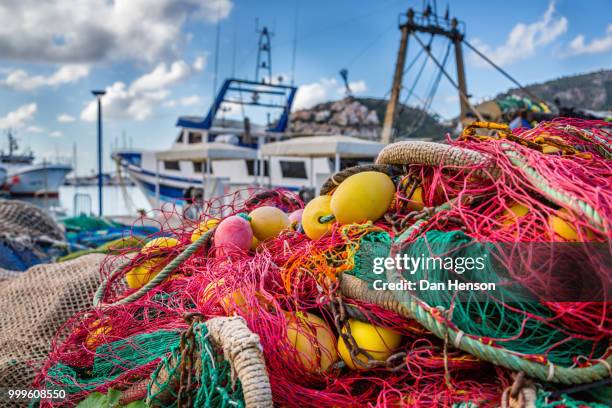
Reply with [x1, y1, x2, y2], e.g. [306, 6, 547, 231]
[0, 0, 610, 174]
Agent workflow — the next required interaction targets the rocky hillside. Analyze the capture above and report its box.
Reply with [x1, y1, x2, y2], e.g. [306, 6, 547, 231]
[289, 70, 610, 141]
[290, 97, 451, 140]
[497, 69, 612, 112]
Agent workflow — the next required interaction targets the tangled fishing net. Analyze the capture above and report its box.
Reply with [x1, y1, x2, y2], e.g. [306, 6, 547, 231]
[19, 118, 612, 407]
[0, 199, 66, 270]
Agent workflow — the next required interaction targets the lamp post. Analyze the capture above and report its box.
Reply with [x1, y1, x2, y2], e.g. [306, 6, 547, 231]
[92, 90, 106, 216]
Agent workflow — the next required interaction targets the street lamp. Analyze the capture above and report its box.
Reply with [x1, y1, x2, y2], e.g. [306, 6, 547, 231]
[92, 90, 106, 216]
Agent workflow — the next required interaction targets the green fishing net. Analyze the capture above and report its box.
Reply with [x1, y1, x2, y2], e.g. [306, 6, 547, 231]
[147, 322, 245, 408]
[359, 229, 607, 366]
[45, 331, 180, 395]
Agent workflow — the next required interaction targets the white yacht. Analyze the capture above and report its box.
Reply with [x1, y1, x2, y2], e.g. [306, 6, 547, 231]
[1, 131, 72, 197]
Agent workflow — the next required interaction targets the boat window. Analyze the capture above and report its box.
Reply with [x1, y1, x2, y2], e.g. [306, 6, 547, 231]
[246, 159, 269, 177]
[280, 160, 307, 179]
[193, 161, 213, 174]
[188, 132, 203, 144]
[164, 161, 181, 171]
[176, 131, 184, 143]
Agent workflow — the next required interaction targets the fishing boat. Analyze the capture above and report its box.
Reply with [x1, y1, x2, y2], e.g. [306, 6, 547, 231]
[1, 131, 72, 197]
[112, 77, 342, 207]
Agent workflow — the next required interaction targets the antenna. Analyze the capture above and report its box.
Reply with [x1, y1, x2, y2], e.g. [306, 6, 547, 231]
[212, 2, 222, 97]
[255, 23, 274, 83]
[290, 0, 300, 86]
[339, 69, 352, 96]
[231, 22, 238, 77]
[381, 5, 471, 143]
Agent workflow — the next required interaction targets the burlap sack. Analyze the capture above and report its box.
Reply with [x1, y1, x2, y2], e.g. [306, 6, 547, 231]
[0, 254, 104, 387]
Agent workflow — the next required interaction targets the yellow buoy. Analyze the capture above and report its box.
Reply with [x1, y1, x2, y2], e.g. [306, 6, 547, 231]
[286, 312, 338, 373]
[541, 145, 561, 154]
[141, 237, 180, 255]
[249, 206, 290, 240]
[125, 257, 167, 289]
[330, 171, 395, 224]
[190, 219, 220, 242]
[337, 319, 402, 370]
[199, 278, 246, 313]
[85, 320, 111, 350]
[406, 185, 425, 211]
[302, 195, 334, 240]
[549, 208, 583, 241]
[501, 203, 529, 226]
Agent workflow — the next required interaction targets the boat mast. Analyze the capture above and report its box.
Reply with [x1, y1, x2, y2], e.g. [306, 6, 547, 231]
[381, 3, 469, 144]
[7, 128, 17, 156]
[255, 23, 273, 83]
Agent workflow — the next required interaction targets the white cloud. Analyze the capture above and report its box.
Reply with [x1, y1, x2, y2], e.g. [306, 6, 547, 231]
[165, 95, 202, 107]
[469, 1, 567, 67]
[562, 24, 612, 57]
[2, 64, 89, 91]
[57, 113, 76, 123]
[50, 131, 62, 137]
[26, 125, 44, 133]
[131, 61, 193, 93]
[193, 56, 207, 72]
[80, 58, 202, 121]
[0, 103, 37, 129]
[294, 77, 368, 110]
[0, 0, 233, 63]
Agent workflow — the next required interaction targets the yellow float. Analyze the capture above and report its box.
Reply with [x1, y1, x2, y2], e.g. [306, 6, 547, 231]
[406, 185, 425, 211]
[337, 319, 402, 370]
[141, 237, 180, 255]
[330, 171, 395, 224]
[199, 278, 246, 313]
[190, 218, 220, 242]
[125, 236, 180, 289]
[125, 257, 169, 289]
[249, 206, 290, 241]
[302, 195, 334, 240]
[285, 312, 338, 373]
[548, 208, 591, 241]
[85, 320, 112, 351]
[501, 203, 530, 226]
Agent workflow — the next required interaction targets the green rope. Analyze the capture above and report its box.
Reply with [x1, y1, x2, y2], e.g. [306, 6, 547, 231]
[93, 229, 215, 307]
[59, 236, 144, 262]
[319, 214, 336, 223]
